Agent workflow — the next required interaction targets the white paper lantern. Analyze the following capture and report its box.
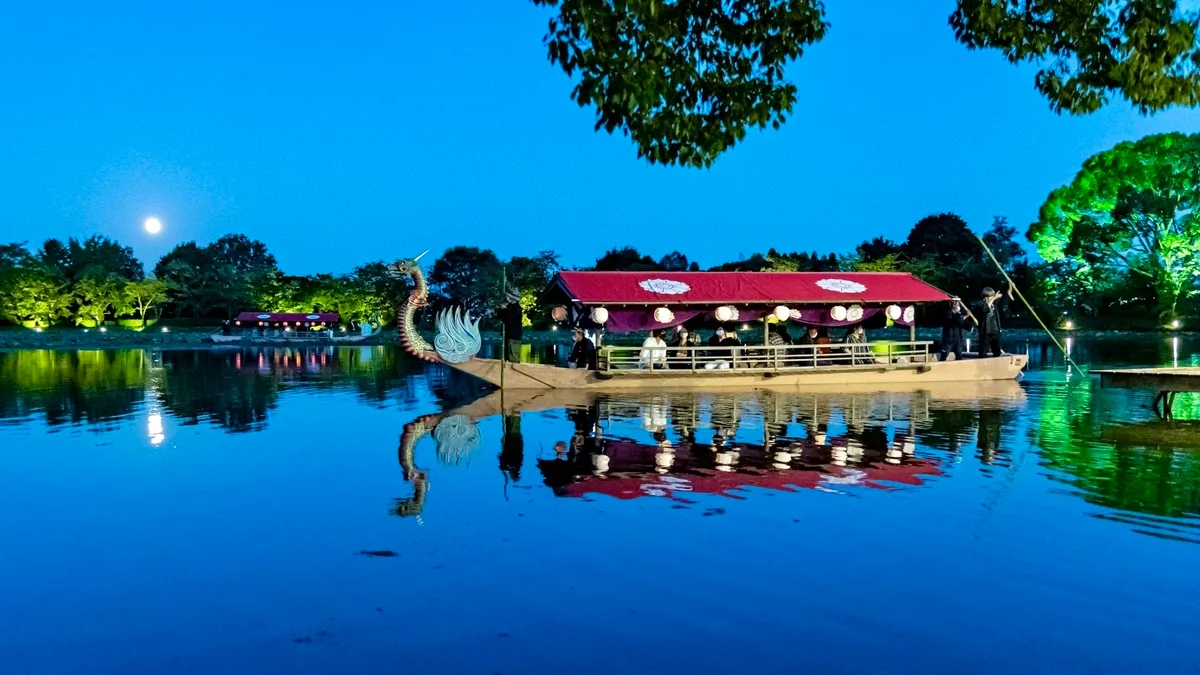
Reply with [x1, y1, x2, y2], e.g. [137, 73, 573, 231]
[830, 305, 848, 321]
[729, 307, 740, 321]
[773, 305, 790, 321]
[591, 307, 609, 324]
[886, 304, 902, 321]
[847, 304, 864, 322]
[715, 305, 734, 322]
[653, 307, 674, 324]
[903, 305, 915, 323]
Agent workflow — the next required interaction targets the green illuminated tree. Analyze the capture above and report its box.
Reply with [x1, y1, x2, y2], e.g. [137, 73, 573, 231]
[73, 272, 124, 327]
[1028, 132, 1200, 318]
[0, 268, 71, 327]
[120, 278, 170, 326]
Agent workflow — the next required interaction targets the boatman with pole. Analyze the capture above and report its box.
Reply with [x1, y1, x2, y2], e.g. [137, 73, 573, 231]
[974, 285, 1014, 358]
[499, 287, 524, 364]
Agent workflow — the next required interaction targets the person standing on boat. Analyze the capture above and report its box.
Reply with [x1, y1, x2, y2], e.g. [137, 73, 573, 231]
[974, 286, 1013, 357]
[567, 327, 598, 370]
[940, 299, 968, 361]
[499, 289, 524, 363]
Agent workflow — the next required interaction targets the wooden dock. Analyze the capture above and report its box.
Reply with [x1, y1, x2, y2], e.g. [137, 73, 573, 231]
[1094, 368, 1200, 418]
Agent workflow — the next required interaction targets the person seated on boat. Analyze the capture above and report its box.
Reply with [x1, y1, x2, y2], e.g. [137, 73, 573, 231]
[703, 326, 742, 369]
[667, 326, 699, 368]
[639, 329, 668, 369]
[814, 328, 834, 366]
[767, 322, 793, 346]
[794, 326, 820, 365]
[843, 324, 870, 364]
[567, 327, 598, 370]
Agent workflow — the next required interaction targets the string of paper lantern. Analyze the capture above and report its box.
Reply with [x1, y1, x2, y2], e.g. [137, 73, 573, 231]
[591, 307, 609, 324]
[886, 305, 902, 321]
[773, 305, 790, 321]
[829, 305, 847, 321]
[653, 307, 675, 324]
[903, 305, 915, 323]
[847, 305, 864, 322]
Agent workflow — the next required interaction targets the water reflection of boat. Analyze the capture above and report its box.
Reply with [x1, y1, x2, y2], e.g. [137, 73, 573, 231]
[540, 436, 940, 502]
[392, 380, 1026, 513]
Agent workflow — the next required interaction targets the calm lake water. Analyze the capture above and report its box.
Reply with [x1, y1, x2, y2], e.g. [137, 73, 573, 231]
[2, 338, 1199, 674]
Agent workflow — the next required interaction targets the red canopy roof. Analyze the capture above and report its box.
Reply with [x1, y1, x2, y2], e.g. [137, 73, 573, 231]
[235, 312, 339, 324]
[547, 271, 951, 306]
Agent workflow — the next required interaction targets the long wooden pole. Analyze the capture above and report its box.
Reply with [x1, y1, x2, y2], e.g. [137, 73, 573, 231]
[974, 233, 1083, 376]
[500, 269, 507, 393]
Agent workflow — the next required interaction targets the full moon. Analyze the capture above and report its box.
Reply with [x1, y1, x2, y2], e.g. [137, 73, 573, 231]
[144, 217, 163, 234]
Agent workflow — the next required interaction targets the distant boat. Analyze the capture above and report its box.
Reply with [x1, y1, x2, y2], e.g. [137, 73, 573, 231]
[205, 312, 377, 344]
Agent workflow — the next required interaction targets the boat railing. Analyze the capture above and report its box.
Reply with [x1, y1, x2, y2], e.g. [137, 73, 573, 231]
[239, 328, 336, 340]
[600, 341, 934, 374]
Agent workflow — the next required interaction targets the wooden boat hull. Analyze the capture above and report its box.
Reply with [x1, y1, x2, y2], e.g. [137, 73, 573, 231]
[436, 378, 1027, 419]
[447, 354, 1028, 390]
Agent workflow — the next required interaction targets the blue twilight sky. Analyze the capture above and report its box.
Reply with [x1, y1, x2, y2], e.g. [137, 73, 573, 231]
[2, 0, 1198, 275]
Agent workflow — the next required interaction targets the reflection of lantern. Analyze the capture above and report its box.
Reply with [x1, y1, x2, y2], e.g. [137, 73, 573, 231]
[235, 321, 241, 326]
[591, 307, 609, 324]
[258, 321, 264, 326]
[886, 305, 902, 321]
[773, 305, 790, 321]
[653, 307, 674, 323]
[830, 305, 847, 321]
[903, 305, 915, 323]
[551, 305, 568, 321]
[847, 304, 864, 322]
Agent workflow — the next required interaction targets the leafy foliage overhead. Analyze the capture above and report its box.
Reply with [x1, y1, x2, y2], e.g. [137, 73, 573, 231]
[532, 0, 828, 167]
[950, 0, 1200, 114]
[532, 1, 1200, 166]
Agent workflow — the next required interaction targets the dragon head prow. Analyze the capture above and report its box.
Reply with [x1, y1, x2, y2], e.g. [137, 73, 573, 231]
[388, 249, 429, 279]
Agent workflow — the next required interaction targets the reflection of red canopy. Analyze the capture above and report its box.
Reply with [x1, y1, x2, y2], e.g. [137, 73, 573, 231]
[563, 461, 938, 501]
[546, 271, 951, 306]
[558, 439, 941, 501]
[235, 312, 339, 324]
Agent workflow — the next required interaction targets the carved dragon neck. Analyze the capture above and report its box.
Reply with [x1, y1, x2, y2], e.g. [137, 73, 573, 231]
[399, 266, 439, 361]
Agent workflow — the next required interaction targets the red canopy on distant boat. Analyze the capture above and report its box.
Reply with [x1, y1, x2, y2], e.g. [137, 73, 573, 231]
[545, 271, 951, 306]
[234, 312, 339, 324]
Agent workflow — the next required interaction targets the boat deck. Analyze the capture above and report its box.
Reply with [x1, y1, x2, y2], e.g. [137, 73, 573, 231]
[1094, 368, 1200, 418]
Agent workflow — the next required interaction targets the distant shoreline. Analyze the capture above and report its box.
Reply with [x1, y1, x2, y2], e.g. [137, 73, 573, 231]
[0, 326, 1192, 353]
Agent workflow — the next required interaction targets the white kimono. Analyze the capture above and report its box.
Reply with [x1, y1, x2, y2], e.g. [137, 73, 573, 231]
[639, 337, 667, 368]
